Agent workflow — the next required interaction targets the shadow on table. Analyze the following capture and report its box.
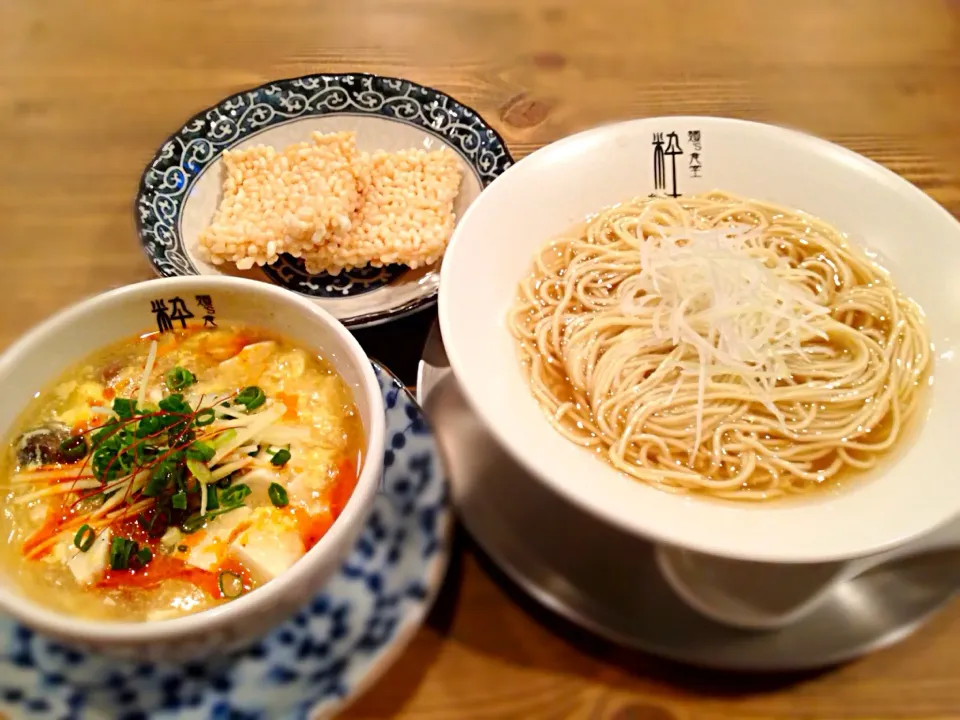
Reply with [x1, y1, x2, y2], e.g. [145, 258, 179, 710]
[353, 308, 437, 387]
[452, 529, 831, 700]
[342, 519, 851, 719]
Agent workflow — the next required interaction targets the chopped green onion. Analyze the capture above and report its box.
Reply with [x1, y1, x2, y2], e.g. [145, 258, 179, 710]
[112, 398, 138, 420]
[171, 490, 188, 510]
[186, 458, 212, 484]
[235, 386, 266, 411]
[74, 524, 95, 552]
[172, 463, 187, 493]
[185, 502, 243, 529]
[186, 441, 215, 462]
[88, 428, 113, 449]
[218, 571, 244, 599]
[158, 394, 189, 413]
[181, 514, 206, 534]
[134, 547, 153, 567]
[91, 448, 117, 483]
[133, 443, 160, 466]
[206, 486, 220, 511]
[137, 508, 171, 539]
[220, 483, 251, 507]
[270, 448, 291, 467]
[165, 366, 196, 391]
[135, 413, 162, 438]
[211, 429, 237, 449]
[59, 435, 89, 463]
[151, 508, 173, 538]
[109, 537, 138, 570]
[143, 461, 177, 497]
[268, 482, 289, 507]
[177, 544, 188, 553]
[247, 445, 260, 457]
[194, 408, 216, 426]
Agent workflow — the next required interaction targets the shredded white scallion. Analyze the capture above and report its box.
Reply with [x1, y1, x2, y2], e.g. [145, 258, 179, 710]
[14, 479, 103, 504]
[137, 340, 158, 409]
[210, 457, 253, 482]
[210, 405, 285, 467]
[215, 406, 250, 421]
[619, 225, 831, 453]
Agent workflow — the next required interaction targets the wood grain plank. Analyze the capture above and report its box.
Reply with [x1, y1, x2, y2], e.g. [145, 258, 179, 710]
[1, 1, 959, 717]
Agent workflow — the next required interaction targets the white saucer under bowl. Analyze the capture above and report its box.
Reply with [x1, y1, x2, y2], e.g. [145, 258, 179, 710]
[417, 322, 960, 672]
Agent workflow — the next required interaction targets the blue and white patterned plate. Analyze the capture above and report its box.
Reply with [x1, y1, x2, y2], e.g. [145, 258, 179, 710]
[135, 73, 513, 329]
[0, 362, 452, 720]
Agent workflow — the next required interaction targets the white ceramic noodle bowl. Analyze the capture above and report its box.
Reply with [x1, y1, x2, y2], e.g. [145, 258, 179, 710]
[0, 276, 385, 660]
[439, 118, 960, 589]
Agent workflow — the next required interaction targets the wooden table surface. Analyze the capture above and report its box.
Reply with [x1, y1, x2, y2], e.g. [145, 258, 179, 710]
[3, 1, 960, 717]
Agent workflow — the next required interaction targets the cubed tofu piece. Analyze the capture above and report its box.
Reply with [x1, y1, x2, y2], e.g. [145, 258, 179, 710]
[287, 473, 329, 515]
[184, 507, 252, 571]
[65, 529, 112, 587]
[261, 348, 308, 386]
[159, 526, 183, 552]
[286, 463, 342, 515]
[228, 507, 304, 583]
[238, 468, 285, 506]
[216, 341, 277, 388]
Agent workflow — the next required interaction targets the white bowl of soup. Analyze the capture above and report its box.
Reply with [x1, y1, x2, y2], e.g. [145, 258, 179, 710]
[0, 276, 384, 658]
[439, 117, 960, 564]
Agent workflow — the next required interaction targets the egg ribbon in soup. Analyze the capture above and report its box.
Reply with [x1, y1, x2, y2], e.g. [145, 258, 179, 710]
[0, 326, 365, 621]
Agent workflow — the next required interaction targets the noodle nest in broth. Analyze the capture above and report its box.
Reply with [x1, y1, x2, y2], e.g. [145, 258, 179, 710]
[509, 191, 931, 501]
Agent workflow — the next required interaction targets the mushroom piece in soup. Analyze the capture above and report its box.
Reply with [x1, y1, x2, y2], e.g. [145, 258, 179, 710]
[0, 325, 364, 621]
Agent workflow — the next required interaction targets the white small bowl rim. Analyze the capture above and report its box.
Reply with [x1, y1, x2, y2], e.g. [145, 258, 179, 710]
[439, 116, 960, 564]
[0, 276, 385, 643]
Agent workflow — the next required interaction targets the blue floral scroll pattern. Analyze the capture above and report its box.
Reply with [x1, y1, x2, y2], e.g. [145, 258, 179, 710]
[261, 258, 408, 298]
[135, 73, 513, 300]
[0, 362, 452, 720]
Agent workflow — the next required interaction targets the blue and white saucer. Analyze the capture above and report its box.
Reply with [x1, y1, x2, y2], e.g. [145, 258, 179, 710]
[0, 362, 452, 719]
[135, 73, 513, 328]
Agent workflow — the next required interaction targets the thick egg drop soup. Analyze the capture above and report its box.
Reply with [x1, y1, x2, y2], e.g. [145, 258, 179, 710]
[0, 324, 365, 621]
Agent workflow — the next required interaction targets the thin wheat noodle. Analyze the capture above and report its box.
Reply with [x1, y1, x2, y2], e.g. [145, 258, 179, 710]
[508, 191, 931, 501]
